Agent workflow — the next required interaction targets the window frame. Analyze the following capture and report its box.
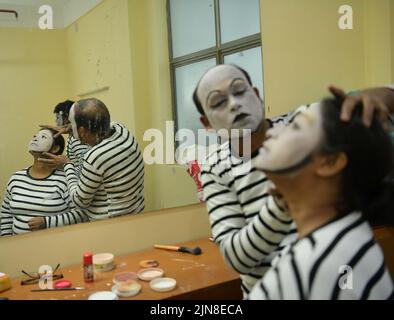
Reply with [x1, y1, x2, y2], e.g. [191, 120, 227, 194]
[167, 0, 263, 143]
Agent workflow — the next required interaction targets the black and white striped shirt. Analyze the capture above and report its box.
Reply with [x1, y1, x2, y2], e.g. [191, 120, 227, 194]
[0, 168, 86, 236]
[249, 212, 394, 300]
[199, 107, 308, 296]
[66, 136, 90, 177]
[63, 122, 145, 221]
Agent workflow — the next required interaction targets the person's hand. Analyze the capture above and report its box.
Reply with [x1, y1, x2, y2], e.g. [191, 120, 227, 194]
[39, 124, 71, 138]
[38, 153, 70, 170]
[28, 217, 45, 231]
[329, 85, 394, 126]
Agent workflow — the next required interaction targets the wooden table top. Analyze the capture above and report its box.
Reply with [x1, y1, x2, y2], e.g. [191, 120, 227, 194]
[1, 238, 242, 300]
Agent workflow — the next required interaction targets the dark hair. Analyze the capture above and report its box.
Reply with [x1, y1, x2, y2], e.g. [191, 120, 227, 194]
[192, 64, 253, 116]
[53, 100, 74, 118]
[74, 98, 111, 141]
[321, 97, 394, 226]
[44, 129, 65, 155]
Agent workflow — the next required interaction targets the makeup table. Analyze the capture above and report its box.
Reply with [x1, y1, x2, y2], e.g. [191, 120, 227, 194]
[1, 238, 242, 300]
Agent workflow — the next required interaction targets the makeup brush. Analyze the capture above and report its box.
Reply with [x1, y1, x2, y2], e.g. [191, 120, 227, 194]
[31, 287, 85, 292]
[154, 244, 202, 255]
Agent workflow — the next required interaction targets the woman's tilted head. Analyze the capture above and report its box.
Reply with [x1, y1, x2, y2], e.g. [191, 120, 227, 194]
[255, 97, 394, 226]
[28, 129, 65, 156]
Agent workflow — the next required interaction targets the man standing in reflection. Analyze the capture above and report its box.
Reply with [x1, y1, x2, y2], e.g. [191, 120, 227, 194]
[38, 98, 145, 224]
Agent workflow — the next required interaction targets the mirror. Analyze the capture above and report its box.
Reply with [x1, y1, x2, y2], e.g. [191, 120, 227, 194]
[0, 0, 201, 237]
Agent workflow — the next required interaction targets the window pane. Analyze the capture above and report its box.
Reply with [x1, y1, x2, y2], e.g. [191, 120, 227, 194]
[224, 46, 264, 97]
[219, 0, 261, 44]
[170, 0, 216, 58]
[174, 58, 217, 147]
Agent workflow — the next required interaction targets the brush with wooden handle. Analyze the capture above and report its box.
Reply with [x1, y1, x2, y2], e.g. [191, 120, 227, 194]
[154, 244, 202, 255]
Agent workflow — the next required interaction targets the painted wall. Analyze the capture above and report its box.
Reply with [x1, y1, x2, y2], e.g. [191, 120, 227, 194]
[260, 0, 366, 117]
[0, 28, 70, 205]
[127, 0, 199, 210]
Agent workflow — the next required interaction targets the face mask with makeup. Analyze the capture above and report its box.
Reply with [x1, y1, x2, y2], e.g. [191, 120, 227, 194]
[28, 129, 54, 153]
[198, 65, 264, 139]
[55, 111, 65, 127]
[254, 103, 323, 174]
[68, 104, 80, 140]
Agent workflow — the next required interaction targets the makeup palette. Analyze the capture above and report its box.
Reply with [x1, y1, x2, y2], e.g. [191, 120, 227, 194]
[150, 277, 177, 292]
[113, 272, 138, 285]
[112, 281, 141, 298]
[88, 291, 118, 300]
[137, 268, 164, 281]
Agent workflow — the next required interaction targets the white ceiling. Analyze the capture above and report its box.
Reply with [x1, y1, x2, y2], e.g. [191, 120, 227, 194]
[0, 0, 103, 28]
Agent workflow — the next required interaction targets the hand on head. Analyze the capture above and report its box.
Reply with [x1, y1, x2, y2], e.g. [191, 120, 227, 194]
[329, 85, 392, 127]
[39, 124, 71, 138]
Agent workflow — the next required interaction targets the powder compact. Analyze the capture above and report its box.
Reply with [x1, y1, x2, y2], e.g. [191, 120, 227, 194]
[137, 268, 164, 281]
[150, 277, 177, 292]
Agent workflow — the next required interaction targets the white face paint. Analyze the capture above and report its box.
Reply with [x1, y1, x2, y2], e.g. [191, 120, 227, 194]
[255, 103, 323, 173]
[28, 129, 54, 153]
[197, 65, 264, 139]
[68, 103, 80, 140]
[55, 111, 64, 127]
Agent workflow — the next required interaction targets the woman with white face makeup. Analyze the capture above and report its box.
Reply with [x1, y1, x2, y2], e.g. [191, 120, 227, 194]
[0, 129, 86, 236]
[249, 98, 394, 299]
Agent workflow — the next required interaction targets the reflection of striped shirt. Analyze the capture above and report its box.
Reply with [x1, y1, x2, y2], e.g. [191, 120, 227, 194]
[249, 212, 394, 300]
[0, 168, 85, 236]
[66, 136, 90, 177]
[64, 122, 145, 220]
[199, 107, 308, 296]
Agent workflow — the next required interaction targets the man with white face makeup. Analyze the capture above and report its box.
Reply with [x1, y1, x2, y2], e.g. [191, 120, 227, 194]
[1, 129, 86, 235]
[249, 99, 394, 299]
[38, 98, 145, 223]
[194, 64, 394, 296]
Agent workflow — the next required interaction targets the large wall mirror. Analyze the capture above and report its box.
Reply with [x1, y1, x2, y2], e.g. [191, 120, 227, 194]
[0, 0, 206, 238]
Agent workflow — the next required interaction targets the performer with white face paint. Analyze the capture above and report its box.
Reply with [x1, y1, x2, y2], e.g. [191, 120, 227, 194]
[194, 64, 394, 296]
[39, 98, 145, 222]
[41, 100, 91, 177]
[1, 129, 86, 236]
[249, 98, 394, 299]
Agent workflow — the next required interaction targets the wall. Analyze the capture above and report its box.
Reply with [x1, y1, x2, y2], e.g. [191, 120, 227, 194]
[363, 0, 392, 87]
[0, 28, 70, 203]
[260, 0, 366, 117]
[127, 0, 199, 210]
[0, 203, 210, 278]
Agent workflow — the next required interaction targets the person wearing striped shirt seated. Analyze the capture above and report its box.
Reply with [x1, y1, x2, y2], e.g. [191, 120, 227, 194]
[0, 129, 86, 236]
[193, 64, 394, 297]
[249, 97, 394, 300]
[38, 98, 145, 223]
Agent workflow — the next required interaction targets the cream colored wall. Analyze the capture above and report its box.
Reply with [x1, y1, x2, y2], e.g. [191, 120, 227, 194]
[0, 203, 210, 278]
[0, 28, 70, 203]
[260, 0, 366, 117]
[66, 0, 136, 131]
[363, 0, 392, 87]
[127, 0, 198, 210]
[65, 0, 198, 211]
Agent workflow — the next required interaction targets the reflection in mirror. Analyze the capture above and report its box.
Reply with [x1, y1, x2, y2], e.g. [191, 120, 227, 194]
[0, 0, 201, 237]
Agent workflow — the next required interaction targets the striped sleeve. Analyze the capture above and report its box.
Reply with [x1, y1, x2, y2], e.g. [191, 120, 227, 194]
[44, 185, 88, 228]
[0, 186, 13, 236]
[64, 159, 103, 210]
[200, 170, 292, 275]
